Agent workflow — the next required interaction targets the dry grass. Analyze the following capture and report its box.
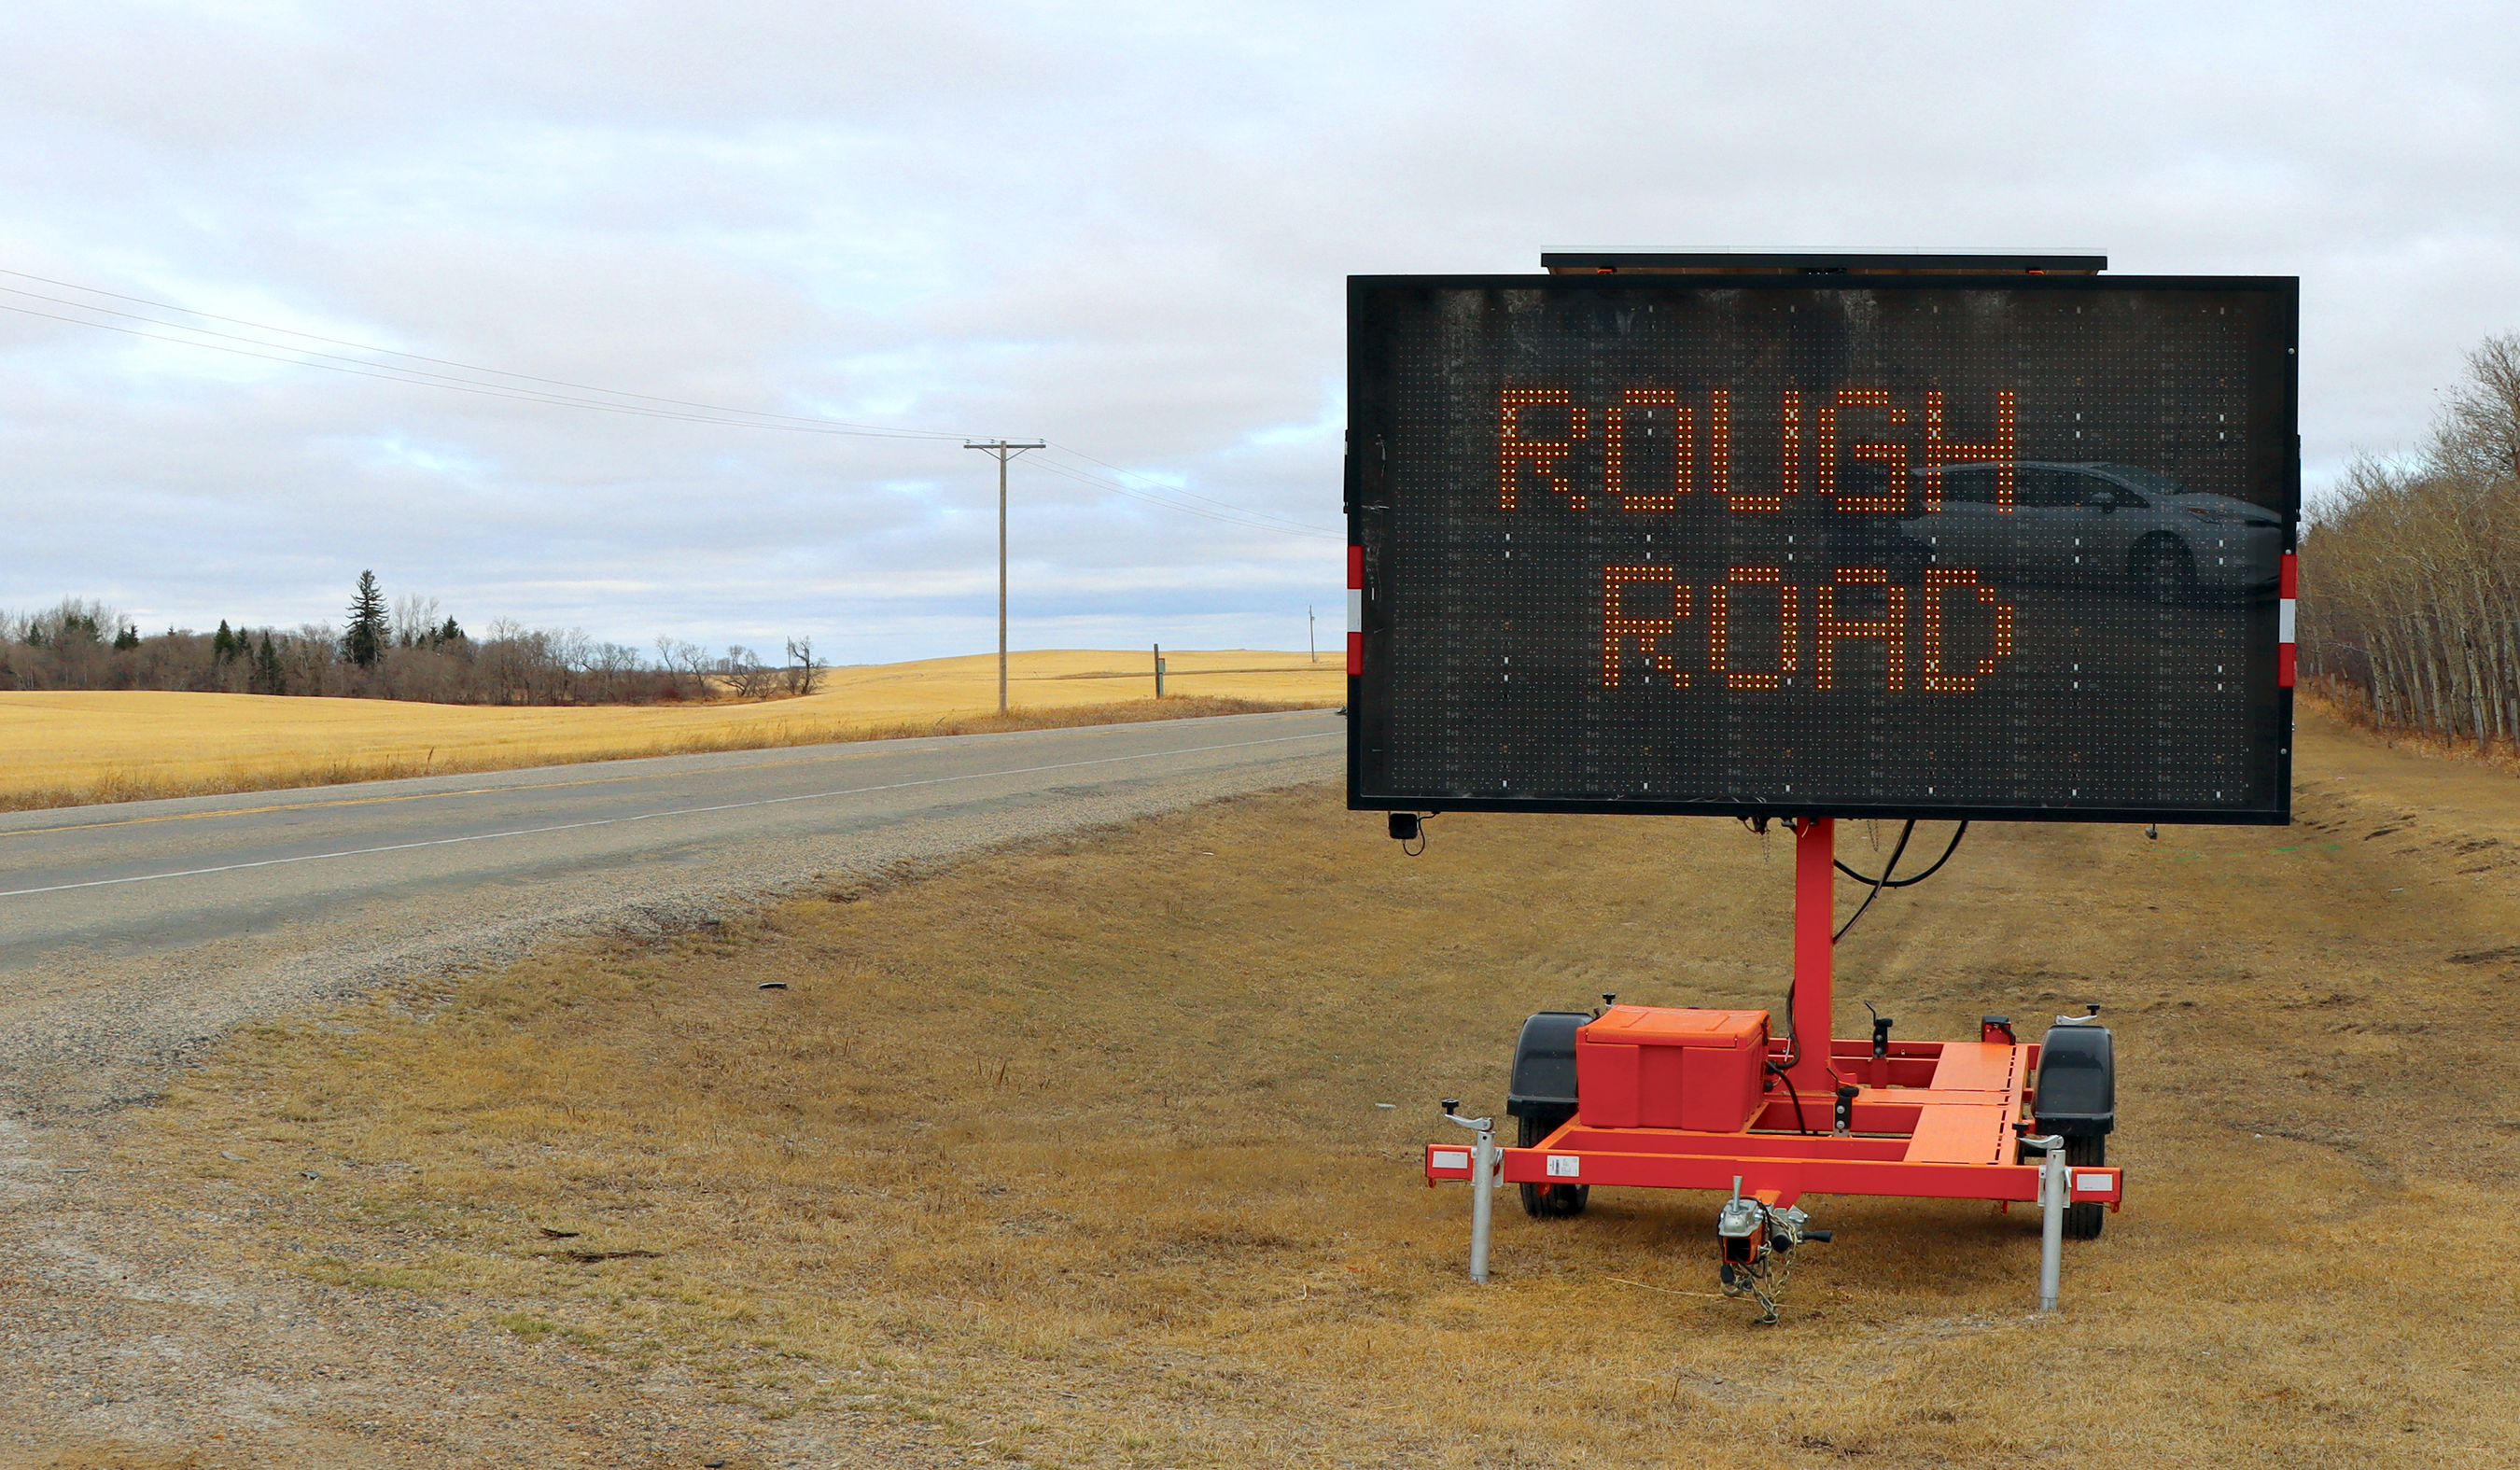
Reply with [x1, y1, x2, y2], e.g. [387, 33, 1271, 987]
[2301, 672, 2520, 775]
[0, 648, 1341, 811]
[77, 710, 2520, 1466]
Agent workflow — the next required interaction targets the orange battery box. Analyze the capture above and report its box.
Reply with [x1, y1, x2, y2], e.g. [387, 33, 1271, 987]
[1575, 1006, 1770, 1132]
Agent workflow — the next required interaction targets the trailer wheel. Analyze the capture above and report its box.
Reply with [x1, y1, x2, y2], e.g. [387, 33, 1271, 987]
[2064, 1134, 2106, 1240]
[1517, 1114, 1588, 1218]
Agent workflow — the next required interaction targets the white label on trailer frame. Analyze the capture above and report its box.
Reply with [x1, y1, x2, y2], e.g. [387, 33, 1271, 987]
[1432, 1150, 1470, 1170]
[2077, 1172, 2114, 1193]
[1547, 1155, 1581, 1177]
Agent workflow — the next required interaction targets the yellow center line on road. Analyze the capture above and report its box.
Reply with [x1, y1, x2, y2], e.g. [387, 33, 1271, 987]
[0, 711, 1336, 843]
[0, 729, 1340, 900]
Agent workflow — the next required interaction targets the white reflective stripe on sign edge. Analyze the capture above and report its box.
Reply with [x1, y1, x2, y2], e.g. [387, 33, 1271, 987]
[2278, 600, 2297, 642]
[1347, 588, 1364, 632]
[1547, 1155, 1580, 1177]
[1432, 1150, 1470, 1170]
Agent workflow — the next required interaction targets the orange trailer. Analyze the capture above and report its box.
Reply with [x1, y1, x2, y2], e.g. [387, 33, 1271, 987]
[1423, 818, 2121, 1319]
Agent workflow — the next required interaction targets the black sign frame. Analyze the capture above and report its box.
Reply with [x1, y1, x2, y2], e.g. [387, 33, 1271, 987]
[1346, 272, 2299, 826]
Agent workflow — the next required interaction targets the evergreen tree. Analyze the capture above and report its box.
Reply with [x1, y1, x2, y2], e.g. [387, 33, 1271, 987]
[437, 615, 464, 645]
[112, 625, 139, 651]
[256, 631, 283, 694]
[343, 570, 387, 669]
[213, 621, 235, 662]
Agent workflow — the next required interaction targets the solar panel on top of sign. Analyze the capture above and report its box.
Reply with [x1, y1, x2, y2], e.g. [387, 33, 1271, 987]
[1344, 274, 2298, 824]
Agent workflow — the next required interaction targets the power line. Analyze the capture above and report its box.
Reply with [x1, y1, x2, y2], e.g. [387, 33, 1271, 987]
[0, 267, 963, 439]
[0, 298, 938, 436]
[0, 268, 1340, 538]
[1041, 439, 1337, 535]
[1022, 455, 1337, 538]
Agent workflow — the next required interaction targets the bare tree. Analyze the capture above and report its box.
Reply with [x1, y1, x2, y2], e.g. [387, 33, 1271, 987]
[720, 646, 777, 700]
[2431, 331, 2520, 485]
[783, 635, 825, 695]
[654, 637, 708, 675]
[651, 637, 710, 700]
[2303, 331, 2520, 746]
[390, 593, 445, 648]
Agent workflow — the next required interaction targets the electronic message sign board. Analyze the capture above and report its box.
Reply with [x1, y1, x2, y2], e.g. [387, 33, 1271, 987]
[1346, 273, 2298, 824]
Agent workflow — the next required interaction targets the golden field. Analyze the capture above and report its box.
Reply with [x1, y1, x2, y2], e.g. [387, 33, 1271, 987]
[24, 711, 2520, 1466]
[0, 648, 1341, 810]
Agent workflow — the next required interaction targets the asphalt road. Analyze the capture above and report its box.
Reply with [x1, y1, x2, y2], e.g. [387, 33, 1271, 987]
[0, 708, 1343, 1113]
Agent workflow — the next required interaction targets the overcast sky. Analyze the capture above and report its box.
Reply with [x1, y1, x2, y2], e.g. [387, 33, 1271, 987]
[3, 1, 2513, 663]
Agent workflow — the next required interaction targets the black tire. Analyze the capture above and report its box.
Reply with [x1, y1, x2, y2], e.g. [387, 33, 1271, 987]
[2064, 1134, 2106, 1240]
[1516, 1113, 1589, 1218]
[2131, 538, 2196, 607]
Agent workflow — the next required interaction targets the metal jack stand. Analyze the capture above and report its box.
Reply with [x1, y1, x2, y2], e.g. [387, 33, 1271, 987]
[1437, 1099, 1499, 1282]
[2023, 1133, 2067, 1311]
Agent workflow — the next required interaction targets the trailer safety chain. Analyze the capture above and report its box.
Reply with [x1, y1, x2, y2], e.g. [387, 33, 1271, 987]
[1714, 1176, 1831, 1325]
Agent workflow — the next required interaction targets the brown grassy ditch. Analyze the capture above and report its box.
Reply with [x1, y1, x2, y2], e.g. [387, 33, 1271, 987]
[2301, 671, 2520, 777]
[74, 712, 2520, 1466]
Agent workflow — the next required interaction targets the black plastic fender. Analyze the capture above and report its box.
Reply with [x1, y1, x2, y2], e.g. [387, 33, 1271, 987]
[2033, 1022, 2115, 1138]
[1505, 1011, 1589, 1125]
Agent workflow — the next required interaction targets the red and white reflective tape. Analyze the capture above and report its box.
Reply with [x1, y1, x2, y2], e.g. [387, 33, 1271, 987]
[2277, 551, 2297, 688]
[1347, 545, 1365, 676]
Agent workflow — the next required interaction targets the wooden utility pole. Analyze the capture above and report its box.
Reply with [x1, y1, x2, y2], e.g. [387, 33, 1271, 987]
[964, 440, 1044, 712]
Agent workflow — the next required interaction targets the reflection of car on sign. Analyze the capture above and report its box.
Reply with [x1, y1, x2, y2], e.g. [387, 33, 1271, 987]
[1898, 461, 2284, 604]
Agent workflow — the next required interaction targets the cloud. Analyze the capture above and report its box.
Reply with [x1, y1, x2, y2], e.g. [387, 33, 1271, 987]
[1, 0, 2515, 651]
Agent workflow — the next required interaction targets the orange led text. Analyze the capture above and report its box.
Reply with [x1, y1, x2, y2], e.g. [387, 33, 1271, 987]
[1603, 565, 2013, 693]
[1504, 387, 2017, 513]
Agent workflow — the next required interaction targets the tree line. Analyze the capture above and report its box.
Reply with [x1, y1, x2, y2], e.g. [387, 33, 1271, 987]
[2299, 332, 2520, 745]
[0, 572, 826, 706]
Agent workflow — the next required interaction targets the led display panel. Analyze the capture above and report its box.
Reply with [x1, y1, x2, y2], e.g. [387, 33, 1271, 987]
[1346, 274, 2299, 823]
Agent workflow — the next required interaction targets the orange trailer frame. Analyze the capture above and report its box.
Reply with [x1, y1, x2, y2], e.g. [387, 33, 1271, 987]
[1426, 818, 2122, 1213]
